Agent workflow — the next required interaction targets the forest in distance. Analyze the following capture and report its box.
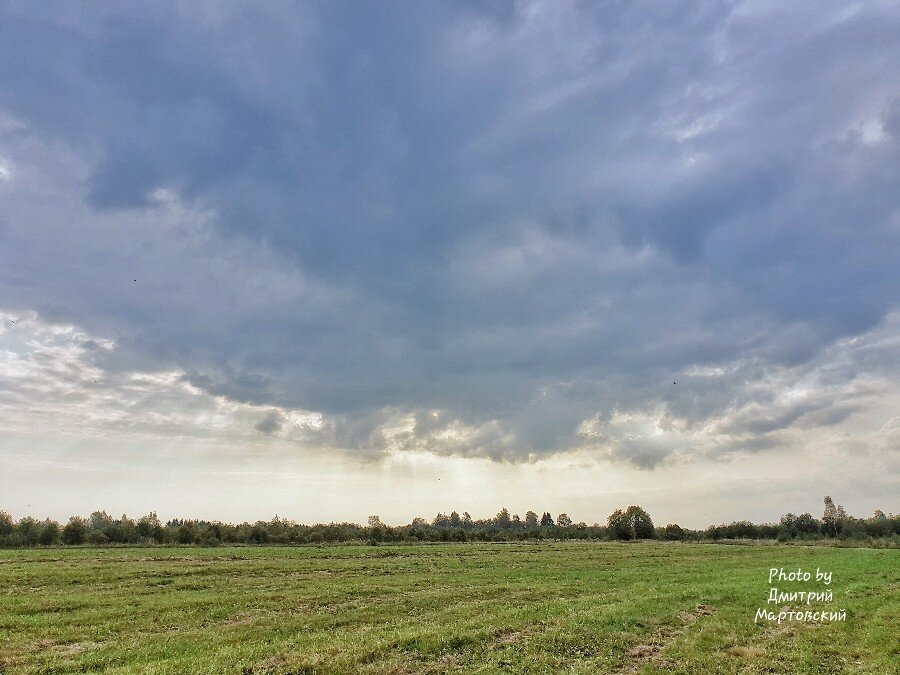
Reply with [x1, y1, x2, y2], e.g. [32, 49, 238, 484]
[1, 496, 897, 548]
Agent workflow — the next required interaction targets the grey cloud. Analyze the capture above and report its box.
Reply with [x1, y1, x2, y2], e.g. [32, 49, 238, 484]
[611, 439, 672, 471]
[255, 411, 285, 436]
[0, 2, 898, 466]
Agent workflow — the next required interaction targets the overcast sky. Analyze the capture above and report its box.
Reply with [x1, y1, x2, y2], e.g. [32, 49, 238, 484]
[1, 1, 898, 528]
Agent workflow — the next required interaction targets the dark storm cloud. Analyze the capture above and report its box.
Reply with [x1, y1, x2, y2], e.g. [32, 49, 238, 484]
[0, 1, 898, 465]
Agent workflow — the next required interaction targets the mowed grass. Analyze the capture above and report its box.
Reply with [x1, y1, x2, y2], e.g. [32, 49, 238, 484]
[0, 543, 897, 674]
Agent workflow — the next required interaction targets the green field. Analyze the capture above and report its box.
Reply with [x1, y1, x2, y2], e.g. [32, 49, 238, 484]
[1, 543, 897, 674]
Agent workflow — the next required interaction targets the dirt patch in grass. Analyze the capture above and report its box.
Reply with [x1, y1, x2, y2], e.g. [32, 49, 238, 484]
[616, 604, 718, 674]
[53, 642, 96, 656]
[30, 639, 98, 656]
[29, 640, 100, 657]
[628, 644, 661, 658]
[225, 614, 256, 627]
[495, 629, 525, 644]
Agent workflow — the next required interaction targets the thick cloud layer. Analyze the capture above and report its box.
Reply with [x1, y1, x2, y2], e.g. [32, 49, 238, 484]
[1, 1, 898, 467]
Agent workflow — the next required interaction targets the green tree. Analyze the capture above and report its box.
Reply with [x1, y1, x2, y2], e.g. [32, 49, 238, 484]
[137, 512, 163, 542]
[0, 511, 18, 547]
[248, 522, 268, 544]
[90, 510, 112, 530]
[16, 517, 36, 538]
[607, 509, 629, 539]
[62, 517, 87, 545]
[607, 506, 654, 540]
[557, 513, 572, 527]
[629, 506, 654, 539]
[495, 508, 511, 529]
[663, 523, 685, 540]
[540, 512, 554, 527]
[176, 522, 197, 544]
[821, 496, 846, 536]
[524, 511, 538, 529]
[39, 519, 60, 545]
[18, 517, 42, 545]
[0, 511, 13, 537]
[781, 512, 819, 538]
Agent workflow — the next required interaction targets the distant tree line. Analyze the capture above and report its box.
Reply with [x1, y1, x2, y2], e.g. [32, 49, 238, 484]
[700, 497, 898, 542]
[0, 497, 896, 548]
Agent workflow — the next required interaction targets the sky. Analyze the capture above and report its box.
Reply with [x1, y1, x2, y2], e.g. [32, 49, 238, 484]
[0, 1, 898, 529]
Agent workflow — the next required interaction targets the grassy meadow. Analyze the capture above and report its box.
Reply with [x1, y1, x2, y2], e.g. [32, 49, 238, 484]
[0, 542, 897, 674]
